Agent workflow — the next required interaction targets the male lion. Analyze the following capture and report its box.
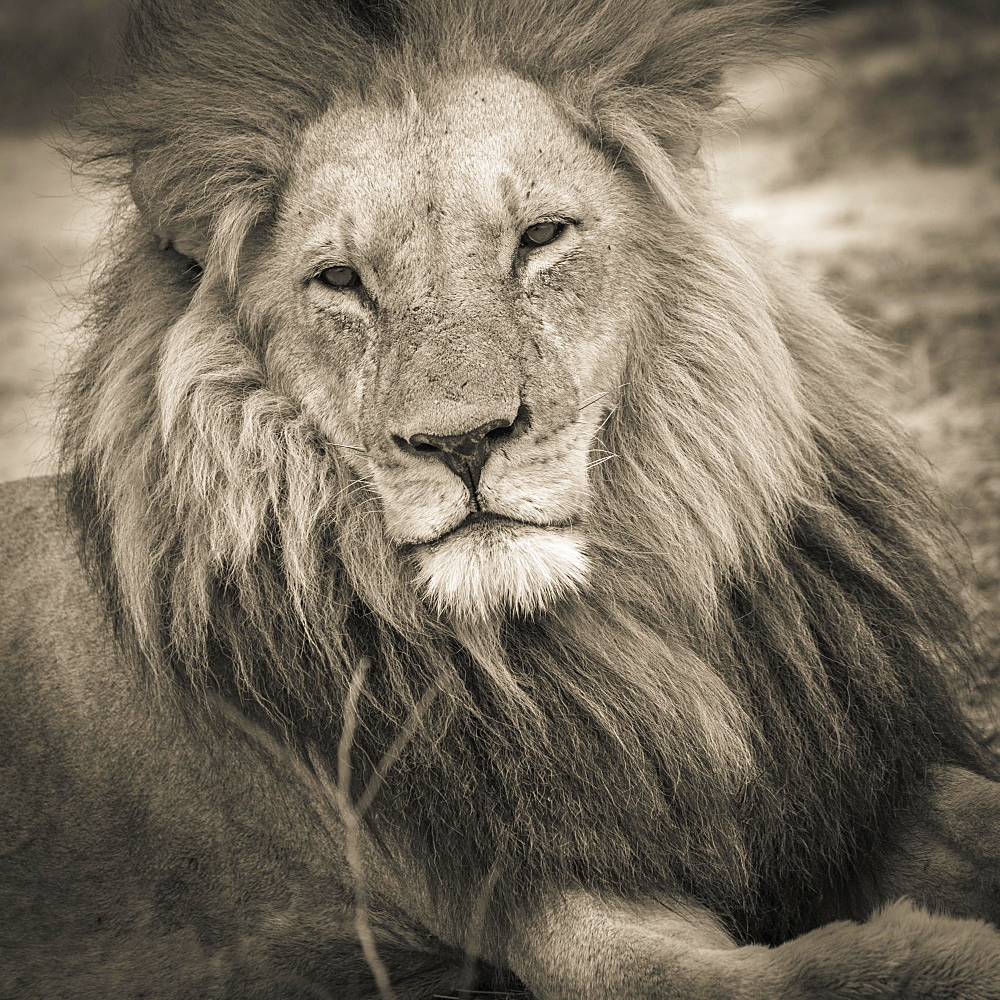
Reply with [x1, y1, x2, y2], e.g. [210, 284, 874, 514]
[3, 0, 1000, 997]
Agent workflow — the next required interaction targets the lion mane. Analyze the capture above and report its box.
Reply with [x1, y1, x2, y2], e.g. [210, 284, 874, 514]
[61, 0, 987, 950]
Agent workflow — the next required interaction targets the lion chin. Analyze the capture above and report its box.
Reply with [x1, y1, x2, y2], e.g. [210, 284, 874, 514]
[414, 519, 590, 617]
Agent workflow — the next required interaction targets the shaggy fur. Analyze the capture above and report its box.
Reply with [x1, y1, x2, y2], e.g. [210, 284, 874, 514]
[61, 0, 990, 958]
[416, 525, 591, 616]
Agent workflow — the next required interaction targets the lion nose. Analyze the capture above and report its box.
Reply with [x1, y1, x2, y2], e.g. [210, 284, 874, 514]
[394, 405, 530, 494]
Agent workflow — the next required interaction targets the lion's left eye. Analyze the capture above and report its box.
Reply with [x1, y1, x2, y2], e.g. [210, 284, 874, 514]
[520, 221, 566, 248]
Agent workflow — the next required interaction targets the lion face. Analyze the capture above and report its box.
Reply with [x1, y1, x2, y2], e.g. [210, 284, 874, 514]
[252, 75, 641, 616]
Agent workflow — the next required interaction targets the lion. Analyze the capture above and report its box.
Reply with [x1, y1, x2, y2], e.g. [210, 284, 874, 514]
[3, 0, 1000, 997]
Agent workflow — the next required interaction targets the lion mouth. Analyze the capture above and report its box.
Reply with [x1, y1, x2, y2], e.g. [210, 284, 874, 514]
[427, 510, 576, 547]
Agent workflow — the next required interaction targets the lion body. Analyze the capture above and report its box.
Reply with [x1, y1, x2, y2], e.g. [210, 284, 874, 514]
[0, 477, 456, 997]
[4, 1, 1000, 997]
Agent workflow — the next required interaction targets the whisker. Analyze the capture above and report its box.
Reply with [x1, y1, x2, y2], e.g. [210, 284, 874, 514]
[587, 453, 618, 470]
[578, 391, 607, 411]
[332, 479, 374, 504]
[596, 405, 618, 433]
[579, 382, 630, 411]
[329, 442, 367, 453]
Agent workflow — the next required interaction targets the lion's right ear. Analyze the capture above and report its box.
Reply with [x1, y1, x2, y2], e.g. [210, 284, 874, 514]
[129, 160, 209, 267]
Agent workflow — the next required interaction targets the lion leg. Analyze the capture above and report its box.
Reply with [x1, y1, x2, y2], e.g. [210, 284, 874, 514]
[503, 892, 1000, 1000]
[881, 765, 1000, 924]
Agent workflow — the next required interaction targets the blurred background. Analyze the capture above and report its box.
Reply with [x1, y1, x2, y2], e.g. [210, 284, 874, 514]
[0, 0, 997, 735]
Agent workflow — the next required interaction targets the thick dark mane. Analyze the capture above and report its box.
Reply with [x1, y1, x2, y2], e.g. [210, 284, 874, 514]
[61, 0, 990, 947]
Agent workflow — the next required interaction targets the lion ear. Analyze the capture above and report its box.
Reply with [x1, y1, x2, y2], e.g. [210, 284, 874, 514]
[129, 160, 209, 266]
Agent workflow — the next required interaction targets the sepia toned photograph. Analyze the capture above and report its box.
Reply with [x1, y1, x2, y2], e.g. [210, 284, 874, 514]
[1, 1, 999, 997]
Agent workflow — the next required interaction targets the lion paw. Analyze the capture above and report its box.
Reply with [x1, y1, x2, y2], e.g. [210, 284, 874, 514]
[778, 900, 1000, 1000]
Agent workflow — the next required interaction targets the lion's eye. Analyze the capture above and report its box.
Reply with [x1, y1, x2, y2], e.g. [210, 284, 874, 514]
[316, 265, 361, 289]
[520, 221, 565, 248]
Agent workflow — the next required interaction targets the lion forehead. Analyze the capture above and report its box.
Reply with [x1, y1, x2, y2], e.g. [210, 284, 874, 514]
[279, 73, 615, 253]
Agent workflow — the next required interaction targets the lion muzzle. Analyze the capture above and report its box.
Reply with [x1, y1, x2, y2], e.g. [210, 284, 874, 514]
[392, 404, 531, 495]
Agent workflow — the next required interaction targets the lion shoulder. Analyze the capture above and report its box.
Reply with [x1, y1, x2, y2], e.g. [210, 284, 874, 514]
[0, 475, 118, 743]
[0, 476, 101, 664]
[1, 474, 71, 574]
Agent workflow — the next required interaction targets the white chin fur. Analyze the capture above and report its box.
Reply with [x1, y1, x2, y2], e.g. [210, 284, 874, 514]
[415, 524, 589, 617]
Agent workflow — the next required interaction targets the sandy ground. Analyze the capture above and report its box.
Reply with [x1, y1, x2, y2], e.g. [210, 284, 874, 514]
[0, 130, 107, 482]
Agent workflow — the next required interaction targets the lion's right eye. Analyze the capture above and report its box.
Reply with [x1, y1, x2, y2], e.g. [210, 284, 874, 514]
[520, 221, 566, 248]
[316, 266, 361, 289]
